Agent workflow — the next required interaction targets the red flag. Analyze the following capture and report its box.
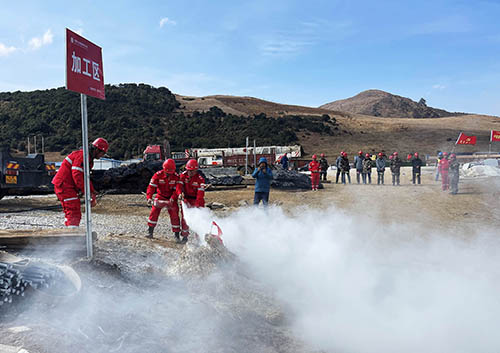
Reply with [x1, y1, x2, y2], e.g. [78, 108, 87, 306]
[491, 130, 500, 142]
[210, 221, 224, 245]
[455, 132, 477, 145]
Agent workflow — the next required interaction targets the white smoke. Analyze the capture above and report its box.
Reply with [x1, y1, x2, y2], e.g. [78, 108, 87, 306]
[184, 205, 500, 353]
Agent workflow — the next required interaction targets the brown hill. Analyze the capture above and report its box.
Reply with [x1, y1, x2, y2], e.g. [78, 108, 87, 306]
[176, 94, 349, 118]
[175, 93, 499, 157]
[320, 89, 462, 118]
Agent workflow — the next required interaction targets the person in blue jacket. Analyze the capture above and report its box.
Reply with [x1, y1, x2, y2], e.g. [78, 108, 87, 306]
[252, 157, 273, 206]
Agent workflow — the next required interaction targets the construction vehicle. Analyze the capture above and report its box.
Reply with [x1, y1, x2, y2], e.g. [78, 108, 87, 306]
[0, 150, 56, 200]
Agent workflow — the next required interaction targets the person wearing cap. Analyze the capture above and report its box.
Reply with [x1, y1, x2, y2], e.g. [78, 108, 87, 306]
[449, 154, 460, 195]
[252, 157, 273, 206]
[438, 152, 450, 191]
[411, 152, 423, 185]
[309, 155, 321, 191]
[390, 152, 402, 186]
[335, 152, 343, 184]
[51, 138, 108, 227]
[339, 152, 351, 184]
[375, 152, 386, 185]
[177, 159, 206, 243]
[354, 150, 365, 184]
[146, 159, 181, 240]
[319, 153, 329, 181]
[362, 153, 372, 184]
[435, 152, 443, 181]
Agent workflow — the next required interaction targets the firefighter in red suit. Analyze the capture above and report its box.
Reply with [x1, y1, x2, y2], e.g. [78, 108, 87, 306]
[146, 159, 181, 240]
[51, 138, 108, 227]
[438, 152, 450, 191]
[309, 154, 321, 191]
[177, 159, 206, 244]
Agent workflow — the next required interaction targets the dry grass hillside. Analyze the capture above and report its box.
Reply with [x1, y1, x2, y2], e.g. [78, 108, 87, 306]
[175, 93, 499, 158]
[320, 89, 460, 118]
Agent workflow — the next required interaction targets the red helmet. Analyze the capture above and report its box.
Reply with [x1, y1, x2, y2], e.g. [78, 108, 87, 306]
[393, 151, 398, 156]
[342, 152, 347, 157]
[443, 152, 449, 157]
[414, 152, 419, 157]
[358, 150, 363, 155]
[340, 151, 345, 155]
[186, 159, 198, 170]
[450, 153, 456, 159]
[92, 138, 109, 153]
[365, 153, 370, 158]
[378, 152, 383, 157]
[163, 159, 176, 174]
[312, 154, 317, 160]
[320, 153, 325, 157]
[389, 155, 393, 160]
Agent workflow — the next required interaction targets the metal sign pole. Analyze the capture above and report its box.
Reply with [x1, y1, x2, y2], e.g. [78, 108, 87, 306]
[253, 139, 256, 167]
[80, 93, 93, 258]
[245, 137, 249, 175]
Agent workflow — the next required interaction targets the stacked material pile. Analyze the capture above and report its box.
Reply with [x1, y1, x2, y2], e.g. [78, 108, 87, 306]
[0, 261, 63, 306]
[271, 169, 321, 189]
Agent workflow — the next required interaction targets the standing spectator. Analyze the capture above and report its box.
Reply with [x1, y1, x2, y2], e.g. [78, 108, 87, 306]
[280, 153, 289, 170]
[411, 152, 423, 184]
[252, 157, 273, 206]
[449, 154, 460, 195]
[340, 152, 351, 184]
[362, 153, 372, 184]
[309, 155, 321, 191]
[390, 152, 402, 186]
[354, 151, 365, 184]
[335, 152, 343, 184]
[438, 152, 450, 191]
[376, 152, 385, 185]
[435, 152, 443, 181]
[319, 153, 329, 181]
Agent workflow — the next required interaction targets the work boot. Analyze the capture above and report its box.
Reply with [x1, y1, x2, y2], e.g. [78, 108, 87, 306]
[146, 226, 154, 239]
[177, 235, 188, 244]
[174, 232, 180, 242]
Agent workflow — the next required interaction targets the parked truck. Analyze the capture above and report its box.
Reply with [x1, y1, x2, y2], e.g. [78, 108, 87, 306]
[0, 150, 56, 199]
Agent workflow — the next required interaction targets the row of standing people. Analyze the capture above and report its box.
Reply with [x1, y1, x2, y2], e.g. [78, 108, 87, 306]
[52, 138, 206, 244]
[333, 151, 411, 186]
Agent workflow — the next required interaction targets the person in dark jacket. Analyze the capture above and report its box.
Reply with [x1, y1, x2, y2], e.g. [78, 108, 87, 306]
[280, 154, 289, 170]
[449, 153, 460, 195]
[353, 151, 365, 184]
[335, 152, 343, 184]
[376, 152, 385, 185]
[390, 152, 402, 186]
[319, 153, 329, 181]
[362, 153, 372, 184]
[252, 157, 273, 206]
[411, 152, 423, 184]
[340, 152, 351, 184]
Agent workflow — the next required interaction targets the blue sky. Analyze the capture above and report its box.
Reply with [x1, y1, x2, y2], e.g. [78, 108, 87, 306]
[1, 0, 499, 115]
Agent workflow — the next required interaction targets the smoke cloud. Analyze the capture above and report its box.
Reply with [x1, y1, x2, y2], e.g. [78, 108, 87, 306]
[185, 205, 500, 353]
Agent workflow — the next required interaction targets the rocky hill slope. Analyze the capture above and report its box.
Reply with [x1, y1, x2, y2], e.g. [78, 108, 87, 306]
[320, 89, 463, 118]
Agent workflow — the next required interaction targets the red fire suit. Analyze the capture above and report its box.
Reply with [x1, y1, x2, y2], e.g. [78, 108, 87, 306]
[438, 158, 450, 191]
[178, 171, 206, 237]
[309, 160, 321, 190]
[146, 170, 181, 233]
[51, 150, 95, 227]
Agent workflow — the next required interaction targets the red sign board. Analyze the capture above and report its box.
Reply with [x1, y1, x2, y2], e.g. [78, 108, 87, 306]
[66, 28, 105, 100]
